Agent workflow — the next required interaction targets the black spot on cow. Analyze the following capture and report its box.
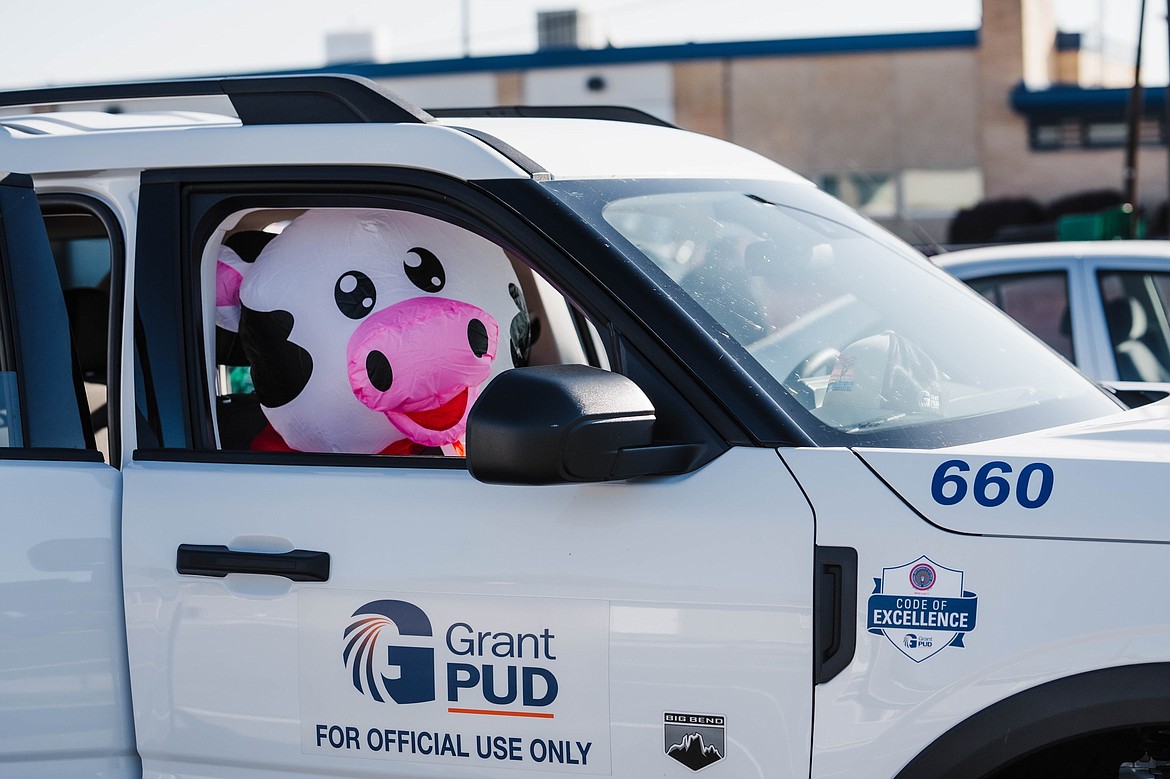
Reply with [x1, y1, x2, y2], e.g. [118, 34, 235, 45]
[216, 231, 279, 367]
[239, 305, 314, 409]
[335, 270, 377, 319]
[223, 230, 276, 262]
[404, 247, 446, 293]
[467, 318, 489, 358]
[508, 282, 532, 368]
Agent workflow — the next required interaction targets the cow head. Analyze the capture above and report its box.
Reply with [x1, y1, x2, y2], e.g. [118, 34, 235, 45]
[216, 209, 530, 454]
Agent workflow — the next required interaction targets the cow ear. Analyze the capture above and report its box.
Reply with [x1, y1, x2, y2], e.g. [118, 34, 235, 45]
[216, 245, 251, 333]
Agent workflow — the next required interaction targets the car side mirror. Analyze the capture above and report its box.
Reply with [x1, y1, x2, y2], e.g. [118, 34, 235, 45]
[466, 365, 703, 485]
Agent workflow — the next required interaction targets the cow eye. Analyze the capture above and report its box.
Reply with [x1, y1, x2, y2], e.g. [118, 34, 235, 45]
[404, 247, 446, 293]
[335, 270, 377, 319]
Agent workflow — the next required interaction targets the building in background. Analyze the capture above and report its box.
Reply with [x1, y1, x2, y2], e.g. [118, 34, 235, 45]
[280, 0, 1164, 243]
[11, 0, 1166, 244]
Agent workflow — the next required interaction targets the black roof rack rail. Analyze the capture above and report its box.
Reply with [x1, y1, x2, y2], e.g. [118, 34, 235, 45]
[0, 74, 434, 126]
[427, 105, 676, 128]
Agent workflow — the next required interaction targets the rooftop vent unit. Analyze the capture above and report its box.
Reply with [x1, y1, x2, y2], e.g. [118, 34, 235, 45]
[325, 29, 391, 65]
[537, 10, 590, 51]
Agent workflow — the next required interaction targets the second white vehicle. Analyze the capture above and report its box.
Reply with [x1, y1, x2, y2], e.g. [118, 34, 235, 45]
[937, 240, 1170, 406]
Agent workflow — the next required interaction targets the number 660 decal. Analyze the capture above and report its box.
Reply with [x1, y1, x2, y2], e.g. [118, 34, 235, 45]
[930, 459, 1054, 509]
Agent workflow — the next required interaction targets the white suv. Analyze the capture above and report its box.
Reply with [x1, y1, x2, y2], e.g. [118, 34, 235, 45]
[0, 74, 1166, 779]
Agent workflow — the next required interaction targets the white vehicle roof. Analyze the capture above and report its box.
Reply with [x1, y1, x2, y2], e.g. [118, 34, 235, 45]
[433, 116, 807, 182]
[0, 75, 806, 184]
[935, 240, 1170, 271]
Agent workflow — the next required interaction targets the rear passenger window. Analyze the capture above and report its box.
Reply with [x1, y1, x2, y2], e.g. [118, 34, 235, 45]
[41, 199, 115, 461]
[967, 271, 1074, 363]
[204, 206, 602, 456]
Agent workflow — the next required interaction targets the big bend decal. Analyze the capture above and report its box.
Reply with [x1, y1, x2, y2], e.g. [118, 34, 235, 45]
[299, 591, 610, 772]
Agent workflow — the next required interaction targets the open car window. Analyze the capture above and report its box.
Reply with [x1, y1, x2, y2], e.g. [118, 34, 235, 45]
[203, 206, 599, 457]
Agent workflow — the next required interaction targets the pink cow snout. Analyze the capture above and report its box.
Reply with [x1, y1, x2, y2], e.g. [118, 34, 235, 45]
[347, 296, 498, 447]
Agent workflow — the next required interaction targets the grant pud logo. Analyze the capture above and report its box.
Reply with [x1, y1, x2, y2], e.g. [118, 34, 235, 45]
[866, 556, 979, 662]
[342, 598, 558, 710]
[344, 600, 436, 704]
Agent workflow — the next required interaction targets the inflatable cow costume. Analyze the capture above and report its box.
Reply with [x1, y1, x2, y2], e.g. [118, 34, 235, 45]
[215, 209, 530, 455]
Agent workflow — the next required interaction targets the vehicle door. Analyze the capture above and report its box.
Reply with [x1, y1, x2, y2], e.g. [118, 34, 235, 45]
[0, 174, 134, 778]
[119, 167, 818, 779]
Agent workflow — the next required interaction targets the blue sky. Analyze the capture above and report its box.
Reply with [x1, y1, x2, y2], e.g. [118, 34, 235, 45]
[0, 0, 1164, 88]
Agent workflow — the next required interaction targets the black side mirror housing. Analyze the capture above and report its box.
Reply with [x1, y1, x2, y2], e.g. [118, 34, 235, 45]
[466, 365, 703, 485]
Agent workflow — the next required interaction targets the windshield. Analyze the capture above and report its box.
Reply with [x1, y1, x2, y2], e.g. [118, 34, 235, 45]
[543, 178, 1119, 447]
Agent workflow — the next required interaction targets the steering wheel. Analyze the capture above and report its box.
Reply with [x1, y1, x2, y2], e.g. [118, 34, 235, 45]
[791, 347, 840, 381]
[783, 346, 840, 408]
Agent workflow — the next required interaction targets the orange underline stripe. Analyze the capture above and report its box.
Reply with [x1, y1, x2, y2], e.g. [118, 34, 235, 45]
[448, 707, 555, 719]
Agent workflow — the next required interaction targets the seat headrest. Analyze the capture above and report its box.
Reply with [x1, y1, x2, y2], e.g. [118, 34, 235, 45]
[1105, 297, 1147, 343]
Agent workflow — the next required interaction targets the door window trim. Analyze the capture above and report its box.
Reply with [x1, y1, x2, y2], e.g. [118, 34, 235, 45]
[131, 168, 622, 466]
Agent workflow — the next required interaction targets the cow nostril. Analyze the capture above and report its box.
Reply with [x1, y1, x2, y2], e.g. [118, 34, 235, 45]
[468, 318, 489, 358]
[366, 350, 394, 392]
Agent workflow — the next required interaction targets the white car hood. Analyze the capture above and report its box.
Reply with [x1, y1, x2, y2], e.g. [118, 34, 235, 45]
[857, 400, 1170, 543]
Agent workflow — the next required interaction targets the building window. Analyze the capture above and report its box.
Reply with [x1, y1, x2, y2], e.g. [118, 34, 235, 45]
[820, 171, 896, 219]
[1029, 116, 1165, 151]
[820, 169, 982, 223]
[901, 168, 983, 218]
[1085, 121, 1127, 147]
[1032, 120, 1084, 149]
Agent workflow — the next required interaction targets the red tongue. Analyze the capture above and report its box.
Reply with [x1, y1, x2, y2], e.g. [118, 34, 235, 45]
[403, 388, 469, 431]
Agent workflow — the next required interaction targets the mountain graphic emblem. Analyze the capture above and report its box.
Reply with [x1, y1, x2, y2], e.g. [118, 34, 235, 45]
[667, 733, 723, 770]
[664, 712, 725, 772]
